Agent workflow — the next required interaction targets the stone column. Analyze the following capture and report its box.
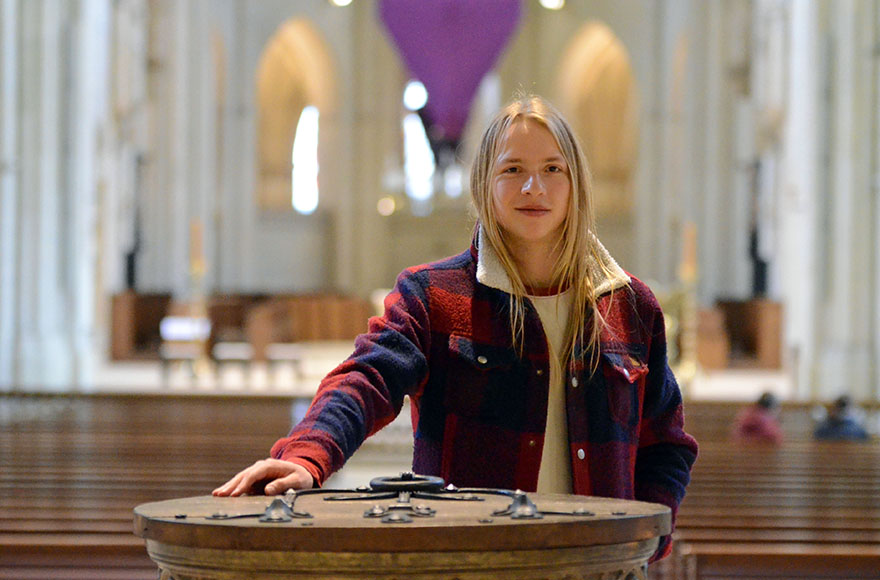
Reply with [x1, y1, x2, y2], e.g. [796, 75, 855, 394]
[1, 0, 113, 390]
[872, 1, 880, 401]
[69, 0, 112, 388]
[143, 0, 190, 295]
[634, 0, 704, 288]
[339, 1, 396, 294]
[15, 0, 73, 389]
[777, 0, 821, 399]
[190, 0, 217, 294]
[641, 0, 679, 285]
[0, 0, 20, 389]
[229, 0, 258, 292]
[695, 0, 754, 304]
[140, 0, 172, 291]
[140, 0, 216, 298]
[215, 0, 249, 291]
[815, 0, 878, 399]
[632, 1, 664, 283]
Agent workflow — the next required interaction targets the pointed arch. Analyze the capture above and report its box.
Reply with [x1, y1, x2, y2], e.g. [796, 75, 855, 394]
[557, 21, 638, 218]
[255, 19, 335, 210]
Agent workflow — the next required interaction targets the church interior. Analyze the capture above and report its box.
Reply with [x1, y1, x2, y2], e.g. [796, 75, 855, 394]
[2, 0, 880, 578]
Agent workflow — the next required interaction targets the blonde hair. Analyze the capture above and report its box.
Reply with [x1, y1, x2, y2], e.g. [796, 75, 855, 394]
[470, 95, 617, 370]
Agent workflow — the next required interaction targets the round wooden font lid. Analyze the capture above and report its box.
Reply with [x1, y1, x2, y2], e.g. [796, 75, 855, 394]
[135, 485, 670, 553]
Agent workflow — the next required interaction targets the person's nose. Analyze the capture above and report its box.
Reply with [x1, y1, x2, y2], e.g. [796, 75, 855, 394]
[521, 172, 545, 195]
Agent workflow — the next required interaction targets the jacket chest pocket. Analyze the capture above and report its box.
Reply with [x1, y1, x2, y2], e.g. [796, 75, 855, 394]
[600, 350, 648, 427]
[443, 335, 524, 424]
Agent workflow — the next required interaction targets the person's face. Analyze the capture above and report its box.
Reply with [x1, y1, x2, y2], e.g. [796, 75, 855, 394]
[491, 118, 571, 253]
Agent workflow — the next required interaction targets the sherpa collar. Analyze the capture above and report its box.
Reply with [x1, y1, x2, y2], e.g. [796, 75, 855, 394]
[475, 226, 630, 298]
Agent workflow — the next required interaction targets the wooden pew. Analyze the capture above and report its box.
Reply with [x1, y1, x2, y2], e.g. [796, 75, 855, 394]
[651, 401, 880, 579]
[0, 393, 300, 580]
[4, 394, 879, 579]
[677, 542, 880, 579]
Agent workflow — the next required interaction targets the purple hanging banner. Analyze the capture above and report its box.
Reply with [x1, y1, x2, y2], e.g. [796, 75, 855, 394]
[379, 0, 522, 143]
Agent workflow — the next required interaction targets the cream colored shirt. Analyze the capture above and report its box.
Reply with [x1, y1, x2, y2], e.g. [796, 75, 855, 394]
[531, 291, 574, 494]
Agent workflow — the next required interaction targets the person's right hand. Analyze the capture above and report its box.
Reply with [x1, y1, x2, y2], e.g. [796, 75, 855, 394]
[212, 458, 314, 497]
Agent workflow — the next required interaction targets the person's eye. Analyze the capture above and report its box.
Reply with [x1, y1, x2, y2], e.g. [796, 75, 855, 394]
[547, 165, 565, 173]
[501, 166, 519, 174]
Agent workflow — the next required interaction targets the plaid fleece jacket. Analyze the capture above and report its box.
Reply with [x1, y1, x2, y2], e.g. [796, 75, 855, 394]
[271, 237, 698, 559]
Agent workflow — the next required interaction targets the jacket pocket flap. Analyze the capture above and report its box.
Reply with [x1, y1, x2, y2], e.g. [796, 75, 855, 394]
[601, 350, 649, 384]
[448, 334, 517, 370]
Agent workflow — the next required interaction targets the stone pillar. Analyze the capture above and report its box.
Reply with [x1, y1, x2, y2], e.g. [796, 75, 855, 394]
[340, 1, 397, 294]
[139, 0, 172, 292]
[14, 0, 74, 389]
[872, 1, 880, 401]
[695, 0, 754, 304]
[694, 0, 726, 304]
[640, 0, 679, 285]
[139, 0, 217, 298]
[634, 0, 707, 288]
[815, 0, 878, 400]
[190, 0, 217, 295]
[215, 0, 252, 291]
[69, 0, 112, 388]
[0, 0, 20, 389]
[778, 0, 821, 399]
[0, 0, 112, 390]
[632, 1, 664, 283]
[149, 0, 191, 296]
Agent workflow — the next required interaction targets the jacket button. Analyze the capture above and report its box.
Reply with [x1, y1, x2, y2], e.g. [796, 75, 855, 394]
[577, 449, 586, 460]
[536, 369, 544, 376]
[571, 377, 579, 388]
[477, 355, 488, 365]
[528, 439, 537, 447]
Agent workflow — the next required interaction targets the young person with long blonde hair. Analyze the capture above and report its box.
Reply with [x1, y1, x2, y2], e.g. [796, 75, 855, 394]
[215, 95, 697, 561]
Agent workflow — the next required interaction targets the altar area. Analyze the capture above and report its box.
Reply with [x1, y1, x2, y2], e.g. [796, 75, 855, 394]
[90, 339, 795, 402]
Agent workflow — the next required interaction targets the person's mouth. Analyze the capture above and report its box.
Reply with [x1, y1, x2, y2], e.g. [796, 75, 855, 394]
[515, 205, 550, 216]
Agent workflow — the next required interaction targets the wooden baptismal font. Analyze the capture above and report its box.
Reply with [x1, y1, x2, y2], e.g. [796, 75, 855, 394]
[134, 473, 669, 579]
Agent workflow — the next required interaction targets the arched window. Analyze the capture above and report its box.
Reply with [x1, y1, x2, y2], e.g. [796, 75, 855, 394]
[255, 19, 333, 212]
[403, 112, 435, 202]
[402, 80, 435, 213]
[557, 21, 638, 218]
[291, 105, 319, 214]
[383, 77, 497, 217]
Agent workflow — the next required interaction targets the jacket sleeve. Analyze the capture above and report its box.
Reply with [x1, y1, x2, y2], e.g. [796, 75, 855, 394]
[630, 279, 699, 561]
[270, 268, 432, 485]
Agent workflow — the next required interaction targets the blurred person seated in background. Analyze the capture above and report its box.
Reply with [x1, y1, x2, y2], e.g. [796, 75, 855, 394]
[732, 391, 783, 445]
[814, 395, 869, 442]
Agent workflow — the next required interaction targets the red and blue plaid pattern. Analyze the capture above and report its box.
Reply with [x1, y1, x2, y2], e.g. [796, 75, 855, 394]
[272, 241, 698, 560]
